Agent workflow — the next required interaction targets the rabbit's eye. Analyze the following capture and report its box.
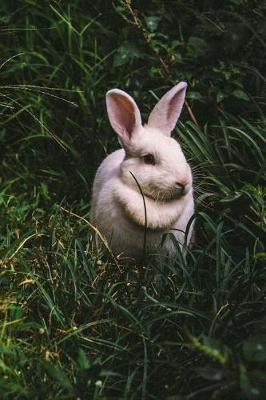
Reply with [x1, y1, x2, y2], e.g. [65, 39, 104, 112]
[143, 154, 155, 165]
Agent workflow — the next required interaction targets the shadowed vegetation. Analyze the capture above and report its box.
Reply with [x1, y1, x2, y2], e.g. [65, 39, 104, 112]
[0, 1, 265, 399]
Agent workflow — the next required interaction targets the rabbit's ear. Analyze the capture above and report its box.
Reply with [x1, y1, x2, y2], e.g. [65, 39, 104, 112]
[148, 82, 187, 136]
[106, 89, 142, 146]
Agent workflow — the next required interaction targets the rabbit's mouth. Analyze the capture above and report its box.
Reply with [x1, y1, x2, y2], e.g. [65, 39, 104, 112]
[144, 187, 187, 202]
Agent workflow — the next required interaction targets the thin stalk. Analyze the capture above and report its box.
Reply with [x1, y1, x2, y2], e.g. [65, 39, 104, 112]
[130, 172, 147, 263]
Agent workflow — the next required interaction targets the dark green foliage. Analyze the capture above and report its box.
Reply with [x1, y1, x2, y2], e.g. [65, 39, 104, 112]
[0, 1, 265, 399]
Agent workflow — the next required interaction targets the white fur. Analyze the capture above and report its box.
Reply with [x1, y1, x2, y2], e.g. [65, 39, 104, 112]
[90, 83, 194, 260]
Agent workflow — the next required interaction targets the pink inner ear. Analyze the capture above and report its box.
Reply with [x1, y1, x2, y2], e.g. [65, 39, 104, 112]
[147, 82, 187, 136]
[111, 93, 136, 139]
[168, 91, 184, 122]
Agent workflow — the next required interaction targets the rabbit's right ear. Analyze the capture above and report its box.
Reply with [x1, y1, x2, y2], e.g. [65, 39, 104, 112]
[106, 89, 142, 147]
[148, 82, 187, 136]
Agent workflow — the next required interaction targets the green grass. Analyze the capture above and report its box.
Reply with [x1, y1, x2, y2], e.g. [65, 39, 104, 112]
[0, 1, 266, 399]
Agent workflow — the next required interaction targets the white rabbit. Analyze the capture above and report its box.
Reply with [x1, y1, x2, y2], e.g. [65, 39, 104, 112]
[90, 82, 194, 260]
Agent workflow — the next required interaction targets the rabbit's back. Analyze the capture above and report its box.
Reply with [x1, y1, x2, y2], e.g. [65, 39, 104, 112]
[90, 149, 125, 215]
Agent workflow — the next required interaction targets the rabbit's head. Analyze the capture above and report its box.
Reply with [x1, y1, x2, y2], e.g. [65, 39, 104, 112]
[106, 82, 192, 201]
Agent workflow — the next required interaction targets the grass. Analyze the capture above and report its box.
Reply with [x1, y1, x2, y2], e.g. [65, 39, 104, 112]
[0, 1, 266, 399]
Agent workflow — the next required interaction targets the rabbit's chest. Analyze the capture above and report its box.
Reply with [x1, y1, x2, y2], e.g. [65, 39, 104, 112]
[99, 200, 181, 258]
[96, 201, 157, 255]
[91, 177, 194, 258]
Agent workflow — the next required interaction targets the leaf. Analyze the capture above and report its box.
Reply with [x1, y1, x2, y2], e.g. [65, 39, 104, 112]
[145, 16, 161, 32]
[232, 89, 249, 101]
[0, 16, 11, 23]
[187, 36, 207, 56]
[78, 348, 91, 370]
[100, 369, 122, 377]
[113, 43, 141, 67]
[243, 335, 266, 363]
[43, 362, 73, 392]
[216, 91, 225, 103]
[187, 91, 203, 101]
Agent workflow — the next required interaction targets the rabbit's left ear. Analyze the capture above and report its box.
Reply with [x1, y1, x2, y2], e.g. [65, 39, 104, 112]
[106, 89, 142, 146]
[148, 82, 187, 136]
